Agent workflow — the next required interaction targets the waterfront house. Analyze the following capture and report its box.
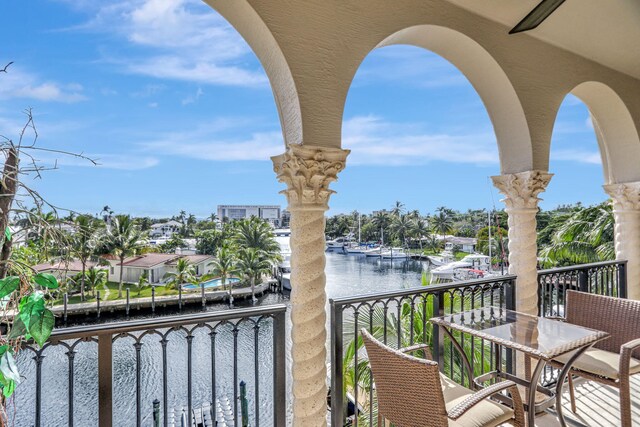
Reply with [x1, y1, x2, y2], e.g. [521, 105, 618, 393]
[103, 253, 214, 284]
[32, 259, 105, 282]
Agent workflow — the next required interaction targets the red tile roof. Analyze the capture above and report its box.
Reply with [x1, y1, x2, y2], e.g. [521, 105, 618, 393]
[33, 260, 102, 273]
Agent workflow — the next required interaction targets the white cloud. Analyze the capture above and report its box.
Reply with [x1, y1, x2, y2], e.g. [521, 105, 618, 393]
[181, 87, 203, 105]
[141, 128, 283, 161]
[148, 102, 158, 108]
[342, 115, 499, 166]
[67, 0, 268, 87]
[551, 149, 601, 165]
[0, 67, 87, 103]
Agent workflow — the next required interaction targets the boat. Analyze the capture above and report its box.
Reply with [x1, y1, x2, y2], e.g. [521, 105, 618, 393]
[345, 244, 366, 254]
[427, 250, 455, 266]
[380, 248, 410, 259]
[430, 254, 493, 282]
[364, 247, 385, 257]
[326, 234, 353, 252]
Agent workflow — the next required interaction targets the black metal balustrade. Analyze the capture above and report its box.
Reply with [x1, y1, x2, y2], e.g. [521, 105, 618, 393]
[15, 304, 287, 427]
[329, 276, 517, 427]
[537, 260, 627, 317]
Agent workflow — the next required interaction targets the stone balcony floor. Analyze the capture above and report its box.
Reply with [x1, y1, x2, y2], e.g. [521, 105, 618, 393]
[522, 374, 640, 426]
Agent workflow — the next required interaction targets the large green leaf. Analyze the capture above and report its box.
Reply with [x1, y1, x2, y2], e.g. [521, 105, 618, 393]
[0, 350, 20, 384]
[2, 378, 15, 398]
[4, 227, 10, 242]
[34, 273, 59, 289]
[18, 293, 46, 327]
[29, 308, 54, 347]
[0, 276, 20, 299]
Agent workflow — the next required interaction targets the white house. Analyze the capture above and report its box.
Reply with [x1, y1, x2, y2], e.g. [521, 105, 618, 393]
[32, 259, 105, 283]
[103, 253, 215, 285]
[149, 220, 182, 239]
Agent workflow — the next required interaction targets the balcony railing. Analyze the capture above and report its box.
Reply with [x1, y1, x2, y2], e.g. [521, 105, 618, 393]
[329, 276, 517, 427]
[15, 305, 287, 427]
[537, 260, 627, 317]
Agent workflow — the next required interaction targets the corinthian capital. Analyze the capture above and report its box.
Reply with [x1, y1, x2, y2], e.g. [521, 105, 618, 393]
[271, 144, 350, 211]
[491, 170, 553, 211]
[604, 181, 640, 211]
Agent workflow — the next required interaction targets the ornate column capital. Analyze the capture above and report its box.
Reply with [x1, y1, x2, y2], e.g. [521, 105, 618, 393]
[491, 170, 553, 212]
[272, 144, 350, 211]
[604, 181, 640, 211]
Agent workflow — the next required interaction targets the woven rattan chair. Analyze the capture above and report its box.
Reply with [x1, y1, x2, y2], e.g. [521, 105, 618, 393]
[550, 290, 640, 427]
[361, 328, 525, 427]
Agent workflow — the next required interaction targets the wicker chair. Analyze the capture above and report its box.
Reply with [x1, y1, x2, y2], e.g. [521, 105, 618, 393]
[550, 290, 640, 427]
[361, 328, 525, 427]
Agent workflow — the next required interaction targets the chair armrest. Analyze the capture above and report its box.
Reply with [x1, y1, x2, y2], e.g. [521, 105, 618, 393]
[448, 380, 524, 424]
[620, 338, 640, 377]
[399, 343, 432, 359]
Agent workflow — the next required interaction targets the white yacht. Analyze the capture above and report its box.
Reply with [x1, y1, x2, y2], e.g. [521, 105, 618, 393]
[364, 246, 385, 257]
[326, 236, 349, 252]
[380, 248, 410, 259]
[427, 250, 455, 266]
[430, 254, 493, 282]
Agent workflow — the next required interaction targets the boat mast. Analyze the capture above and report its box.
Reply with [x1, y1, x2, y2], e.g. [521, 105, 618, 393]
[358, 213, 361, 244]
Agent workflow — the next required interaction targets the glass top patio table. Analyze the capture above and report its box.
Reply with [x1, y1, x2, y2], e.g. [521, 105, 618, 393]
[430, 307, 609, 360]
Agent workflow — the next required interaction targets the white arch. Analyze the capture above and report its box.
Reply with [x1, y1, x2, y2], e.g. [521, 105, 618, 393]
[345, 24, 534, 174]
[566, 81, 640, 184]
[204, 0, 302, 145]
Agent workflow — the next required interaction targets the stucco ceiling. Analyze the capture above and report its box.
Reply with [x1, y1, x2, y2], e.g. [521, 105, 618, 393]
[447, 0, 640, 80]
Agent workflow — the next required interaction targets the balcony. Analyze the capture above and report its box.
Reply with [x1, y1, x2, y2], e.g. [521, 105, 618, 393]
[13, 260, 637, 426]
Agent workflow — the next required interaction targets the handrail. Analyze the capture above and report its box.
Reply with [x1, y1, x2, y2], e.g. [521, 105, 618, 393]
[49, 304, 287, 341]
[537, 259, 627, 275]
[329, 275, 517, 306]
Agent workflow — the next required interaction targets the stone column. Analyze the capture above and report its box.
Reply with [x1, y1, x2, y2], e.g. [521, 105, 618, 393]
[272, 143, 349, 427]
[491, 171, 553, 315]
[604, 182, 640, 301]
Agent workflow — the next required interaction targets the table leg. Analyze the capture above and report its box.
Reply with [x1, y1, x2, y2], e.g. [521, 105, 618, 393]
[554, 344, 594, 427]
[528, 358, 547, 427]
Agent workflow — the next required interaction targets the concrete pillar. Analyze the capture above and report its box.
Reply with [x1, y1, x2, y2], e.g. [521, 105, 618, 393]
[604, 182, 640, 301]
[272, 143, 349, 426]
[492, 170, 553, 315]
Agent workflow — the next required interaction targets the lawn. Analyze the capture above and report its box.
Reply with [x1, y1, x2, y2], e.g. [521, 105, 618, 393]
[54, 282, 182, 305]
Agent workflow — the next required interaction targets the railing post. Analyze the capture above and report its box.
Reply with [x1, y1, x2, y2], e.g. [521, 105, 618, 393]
[619, 261, 628, 299]
[152, 286, 156, 314]
[432, 292, 445, 372]
[96, 290, 101, 319]
[577, 268, 589, 293]
[329, 299, 344, 427]
[63, 293, 68, 324]
[273, 309, 287, 427]
[98, 333, 113, 427]
[505, 278, 517, 375]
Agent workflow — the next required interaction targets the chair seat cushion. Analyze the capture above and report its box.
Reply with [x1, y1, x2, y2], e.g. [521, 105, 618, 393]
[440, 375, 515, 427]
[553, 348, 640, 380]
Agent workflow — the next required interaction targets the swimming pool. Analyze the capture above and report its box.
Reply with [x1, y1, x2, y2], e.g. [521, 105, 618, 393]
[181, 277, 240, 290]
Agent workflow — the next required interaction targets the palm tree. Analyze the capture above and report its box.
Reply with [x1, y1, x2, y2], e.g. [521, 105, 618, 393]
[431, 210, 454, 242]
[208, 246, 239, 305]
[84, 267, 107, 297]
[412, 218, 430, 251]
[233, 217, 281, 261]
[539, 203, 614, 267]
[70, 214, 101, 301]
[163, 258, 197, 290]
[391, 201, 405, 217]
[390, 214, 413, 247]
[103, 215, 147, 298]
[237, 248, 272, 303]
[137, 271, 149, 296]
[372, 211, 391, 245]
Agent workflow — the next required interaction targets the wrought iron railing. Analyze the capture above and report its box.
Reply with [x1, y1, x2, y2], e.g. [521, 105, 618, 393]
[537, 260, 627, 317]
[15, 304, 287, 427]
[329, 276, 517, 427]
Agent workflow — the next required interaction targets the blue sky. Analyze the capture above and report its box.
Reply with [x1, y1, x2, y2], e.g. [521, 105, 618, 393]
[1, 0, 607, 218]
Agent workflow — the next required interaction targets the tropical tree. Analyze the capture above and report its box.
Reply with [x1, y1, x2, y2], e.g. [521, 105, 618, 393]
[136, 271, 149, 296]
[539, 203, 614, 267]
[391, 201, 405, 217]
[84, 267, 107, 297]
[431, 209, 454, 242]
[233, 217, 281, 261]
[372, 211, 392, 245]
[70, 214, 102, 301]
[163, 258, 196, 290]
[103, 214, 148, 298]
[390, 214, 413, 247]
[208, 246, 239, 305]
[237, 248, 273, 302]
[411, 218, 430, 251]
